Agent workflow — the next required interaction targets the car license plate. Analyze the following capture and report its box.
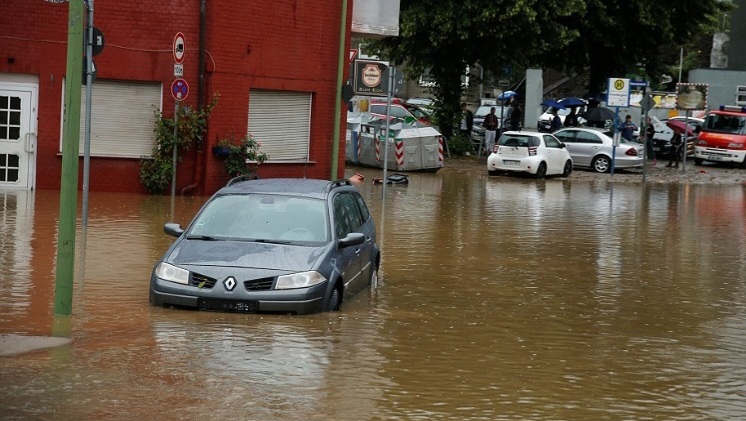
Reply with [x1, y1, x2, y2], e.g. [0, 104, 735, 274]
[503, 160, 520, 166]
[199, 298, 258, 313]
[653, 147, 660, 151]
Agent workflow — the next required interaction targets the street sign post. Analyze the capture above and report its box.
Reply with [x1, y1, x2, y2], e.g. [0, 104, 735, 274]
[607, 78, 630, 107]
[171, 78, 189, 101]
[173, 32, 185, 64]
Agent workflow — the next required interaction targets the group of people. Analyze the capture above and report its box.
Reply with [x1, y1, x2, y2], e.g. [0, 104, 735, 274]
[549, 107, 580, 131]
[461, 97, 523, 152]
[620, 115, 684, 167]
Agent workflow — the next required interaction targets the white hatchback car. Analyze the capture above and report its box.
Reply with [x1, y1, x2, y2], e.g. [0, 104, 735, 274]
[553, 127, 644, 173]
[487, 131, 573, 178]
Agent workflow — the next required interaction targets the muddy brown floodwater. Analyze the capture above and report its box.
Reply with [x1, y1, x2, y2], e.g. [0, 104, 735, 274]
[1, 157, 745, 421]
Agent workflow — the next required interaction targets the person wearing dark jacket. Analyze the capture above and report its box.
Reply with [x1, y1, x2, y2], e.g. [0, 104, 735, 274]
[460, 102, 473, 137]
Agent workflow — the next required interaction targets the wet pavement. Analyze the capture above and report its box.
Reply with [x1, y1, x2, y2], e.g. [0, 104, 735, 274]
[1, 162, 745, 420]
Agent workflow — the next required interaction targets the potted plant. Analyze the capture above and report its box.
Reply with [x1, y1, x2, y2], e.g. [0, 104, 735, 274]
[212, 139, 233, 158]
[218, 133, 269, 177]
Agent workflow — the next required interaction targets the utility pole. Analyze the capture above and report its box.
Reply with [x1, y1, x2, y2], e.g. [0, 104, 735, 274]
[54, 0, 85, 316]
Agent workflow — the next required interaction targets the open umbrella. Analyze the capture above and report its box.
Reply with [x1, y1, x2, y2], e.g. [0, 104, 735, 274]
[559, 97, 586, 107]
[497, 91, 517, 101]
[541, 99, 565, 109]
[666, 119, 696, 136]
[580, 106, 615, 123]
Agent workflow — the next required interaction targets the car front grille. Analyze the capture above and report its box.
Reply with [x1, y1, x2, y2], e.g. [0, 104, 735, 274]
[244, 277, 274, 291]
[190, 273, 217, 289]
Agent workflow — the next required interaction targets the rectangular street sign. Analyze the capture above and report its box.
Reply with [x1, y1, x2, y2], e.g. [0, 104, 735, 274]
[607, 77, 630, 107]
[352, 59, 388, 96]
[174, 64, 184, 78]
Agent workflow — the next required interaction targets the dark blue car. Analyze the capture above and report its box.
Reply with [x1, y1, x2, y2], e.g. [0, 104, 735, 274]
[150, 178, 380, 315]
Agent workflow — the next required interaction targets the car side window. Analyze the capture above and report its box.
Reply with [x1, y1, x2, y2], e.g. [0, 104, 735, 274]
[353, 192, 371, 222]
[371, 105, 384, 115]
[576, 131, 602, 144]
[555, 131, 575, 143]
[391, 106, 410, 119]
[333, 193, 363, 239]
[543, 135, 561, 148]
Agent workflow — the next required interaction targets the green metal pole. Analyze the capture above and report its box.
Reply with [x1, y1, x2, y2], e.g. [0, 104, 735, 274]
[54, 0, 85, 316]
[330, 0, 348, 180]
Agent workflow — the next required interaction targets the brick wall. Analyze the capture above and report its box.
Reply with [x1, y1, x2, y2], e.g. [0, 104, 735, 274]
[1, 0, 352, 195]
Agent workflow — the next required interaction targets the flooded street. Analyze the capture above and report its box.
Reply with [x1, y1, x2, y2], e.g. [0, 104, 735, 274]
[2, 168, 746, 420]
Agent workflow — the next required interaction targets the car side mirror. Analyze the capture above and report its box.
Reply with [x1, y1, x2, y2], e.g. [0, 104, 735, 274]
[338, 232, 365, 248]
[560, 142, 566, 148]
[164, 222, 184, 238]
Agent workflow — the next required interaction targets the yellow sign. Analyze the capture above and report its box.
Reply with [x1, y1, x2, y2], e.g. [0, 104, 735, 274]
[614, 79, 626, 90]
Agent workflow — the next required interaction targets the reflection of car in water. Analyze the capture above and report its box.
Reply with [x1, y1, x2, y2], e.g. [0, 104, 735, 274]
[694, 106, 746, 168]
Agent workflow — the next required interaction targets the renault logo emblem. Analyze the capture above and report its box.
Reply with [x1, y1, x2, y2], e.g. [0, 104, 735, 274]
[223, 277, 237, 291]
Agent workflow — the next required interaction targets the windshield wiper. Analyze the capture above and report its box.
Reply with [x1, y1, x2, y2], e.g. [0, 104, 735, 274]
[186, 234, 219, 241]
[250, 238, 292, 245]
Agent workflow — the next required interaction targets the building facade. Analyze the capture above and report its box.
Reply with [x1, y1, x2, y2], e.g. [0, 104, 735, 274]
[1, 0, 361, 194]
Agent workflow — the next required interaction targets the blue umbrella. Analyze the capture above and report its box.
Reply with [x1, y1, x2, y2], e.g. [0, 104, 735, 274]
[559, 97, 586, 107]
[541, 99, 565, 109]
[497, 91, 517, 101]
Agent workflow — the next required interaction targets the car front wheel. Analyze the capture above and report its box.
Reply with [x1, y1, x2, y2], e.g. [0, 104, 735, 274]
[591, 156, 611, 173]
[325, 286, 341, 312]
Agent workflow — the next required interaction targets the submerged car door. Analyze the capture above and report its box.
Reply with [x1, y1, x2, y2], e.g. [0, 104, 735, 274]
[332, 192, 367, 295]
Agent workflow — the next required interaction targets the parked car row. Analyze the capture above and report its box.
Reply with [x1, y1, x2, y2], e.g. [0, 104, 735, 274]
[487, 127, 645, 178]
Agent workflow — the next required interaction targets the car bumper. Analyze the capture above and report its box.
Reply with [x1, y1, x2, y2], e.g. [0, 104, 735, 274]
[150, 276, 327, 315]
[694, 147, 746, 163]
[488, 155, 540, 174]
[611, 156, 644, 169]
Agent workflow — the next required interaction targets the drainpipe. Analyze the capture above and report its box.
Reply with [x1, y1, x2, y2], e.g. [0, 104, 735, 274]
[181, 0, 207, 195]
[330, 0, 349, 180]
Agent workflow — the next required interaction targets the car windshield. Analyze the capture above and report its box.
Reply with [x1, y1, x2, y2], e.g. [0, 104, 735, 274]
[188, 194, 329, 244]
[702, 114, 746, 135]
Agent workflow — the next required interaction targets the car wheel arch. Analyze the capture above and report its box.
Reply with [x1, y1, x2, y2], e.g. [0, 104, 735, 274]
[591, 154, 612, 172]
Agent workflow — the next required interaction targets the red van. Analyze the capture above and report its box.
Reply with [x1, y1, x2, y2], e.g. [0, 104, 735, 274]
[694, 105, 746, 168]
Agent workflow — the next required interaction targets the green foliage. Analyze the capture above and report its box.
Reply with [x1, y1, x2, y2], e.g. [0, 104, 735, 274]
[139, 96, 218, 194]
[447, 133, 472, 156]
[217, 133, 269, 178]
[369, 0, 729, 115]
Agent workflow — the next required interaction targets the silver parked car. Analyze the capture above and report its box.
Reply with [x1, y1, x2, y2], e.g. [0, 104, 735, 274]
[553, 127, 644, 173]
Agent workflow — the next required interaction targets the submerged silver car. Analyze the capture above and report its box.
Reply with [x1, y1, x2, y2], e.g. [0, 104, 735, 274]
[553, 127, 644, 173]
[150, 178, 380, 315]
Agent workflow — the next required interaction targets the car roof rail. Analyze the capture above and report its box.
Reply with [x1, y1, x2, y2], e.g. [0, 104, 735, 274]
[226, 174, 260, 187]
[327, 179, 352, 191]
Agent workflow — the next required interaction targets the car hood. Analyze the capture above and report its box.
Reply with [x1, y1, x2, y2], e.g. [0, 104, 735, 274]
[165, 238, 327, 271]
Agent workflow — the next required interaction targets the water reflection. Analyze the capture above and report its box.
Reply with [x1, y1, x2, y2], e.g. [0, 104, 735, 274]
[1, 175, 745, 420]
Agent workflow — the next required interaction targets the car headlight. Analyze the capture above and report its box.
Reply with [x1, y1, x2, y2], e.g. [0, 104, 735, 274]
[697, 139, 708, 146]
[275, 271, 326, 290]
[155, 262, 190, 285]
[727, 143, 744, 149]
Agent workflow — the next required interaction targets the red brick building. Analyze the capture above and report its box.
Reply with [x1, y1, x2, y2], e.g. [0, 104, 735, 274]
[1, 0, 357, 194]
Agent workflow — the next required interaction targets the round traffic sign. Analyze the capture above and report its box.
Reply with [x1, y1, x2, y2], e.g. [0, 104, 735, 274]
[173, 32, 185, 64]
[171, 78, 189, 101]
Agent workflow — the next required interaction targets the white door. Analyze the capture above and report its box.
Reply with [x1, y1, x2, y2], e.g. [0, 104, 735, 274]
[0, 85, 37, 190]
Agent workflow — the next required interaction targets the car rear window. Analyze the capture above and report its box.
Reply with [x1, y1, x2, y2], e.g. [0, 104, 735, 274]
[498, 135, 537, 147]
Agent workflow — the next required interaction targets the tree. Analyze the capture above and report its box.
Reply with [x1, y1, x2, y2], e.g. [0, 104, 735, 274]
[369, 0, 585, 137]
[369, 0, 730, 126]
